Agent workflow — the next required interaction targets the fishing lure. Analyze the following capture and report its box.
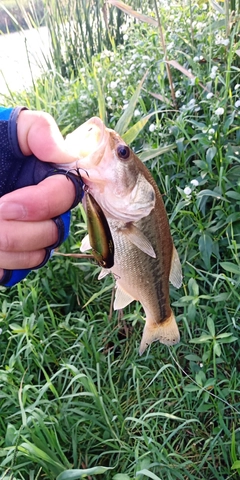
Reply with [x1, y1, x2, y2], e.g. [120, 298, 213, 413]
[65, 166, 114, 268]
[84, 186, 115, 268]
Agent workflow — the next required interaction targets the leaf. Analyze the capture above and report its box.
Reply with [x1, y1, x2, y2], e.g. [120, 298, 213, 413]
[136, 469, 163, 480]
[188, 278, 199, 297]
[213, 342, 222, 357]
[18, 442, 64, 473]
[211, 293, 229, 302]
[207, 317, 215, 337]
[93, 65, 106, 124]
[220, 262, 240, 275]
[199, 233, 213, 269]
[189, 335, 213, 343]
[216, 335, 238, 344]
[139, 143, 176, 162]
[166, 60, 196, 80]
[183, 385, 200, 392]
[210, 0, 225, 14]
[185, 354, 202, 362]
[108, 0, 158, 26]
[145, 89, 173, 105]
[115, 72, 148, 136]
[226, 166, 240, 183]
[206, 146, 217, 168]
[223, 112, 235, 133]
[196, 189, 229, 202]
[83, 283, 114, 307]
[232, 461, 240, 469]
[226, 191, 240, 200]
[113, 475, 131, 480]
[57, 467, 113, 479]
[122, 114, 152, 144]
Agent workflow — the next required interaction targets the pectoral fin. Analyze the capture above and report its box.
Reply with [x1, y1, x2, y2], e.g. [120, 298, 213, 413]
[80, 234, 91, 252]
[169, 246, 182, 289]
[122, 224, 156, 258]
[114, 285, 135, 310]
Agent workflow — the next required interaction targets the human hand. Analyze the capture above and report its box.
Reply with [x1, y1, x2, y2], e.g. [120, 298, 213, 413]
[0, 108, 83, 287]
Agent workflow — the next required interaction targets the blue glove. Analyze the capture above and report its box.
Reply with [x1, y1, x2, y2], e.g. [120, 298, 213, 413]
[0, 106, 84, 287]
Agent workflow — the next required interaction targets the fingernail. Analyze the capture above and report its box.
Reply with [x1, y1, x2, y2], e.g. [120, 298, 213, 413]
[0, 202, 27, 220]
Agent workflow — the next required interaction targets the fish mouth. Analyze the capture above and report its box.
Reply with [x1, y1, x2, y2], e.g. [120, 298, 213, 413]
[65, 116, 108, 168]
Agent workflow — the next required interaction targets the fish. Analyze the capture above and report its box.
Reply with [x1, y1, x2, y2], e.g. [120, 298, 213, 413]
[61, 116, 182, 355]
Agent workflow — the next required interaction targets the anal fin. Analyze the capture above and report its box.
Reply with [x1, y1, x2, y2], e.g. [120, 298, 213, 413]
[169, 245, 182, 289]
[114, 285, 135, 310]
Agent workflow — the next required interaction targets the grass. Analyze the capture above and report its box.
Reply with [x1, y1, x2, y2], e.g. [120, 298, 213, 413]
[0, 0, 240, 479]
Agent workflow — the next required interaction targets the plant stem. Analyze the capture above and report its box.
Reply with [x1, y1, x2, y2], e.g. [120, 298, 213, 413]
[153, 0, 177, 108]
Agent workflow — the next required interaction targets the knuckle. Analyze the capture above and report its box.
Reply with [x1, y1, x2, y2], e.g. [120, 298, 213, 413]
[22, 250, 46, 268]
[0, 231, 13, 251]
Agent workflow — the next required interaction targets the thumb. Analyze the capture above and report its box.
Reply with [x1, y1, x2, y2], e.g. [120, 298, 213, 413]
[17, 110, 79, 165]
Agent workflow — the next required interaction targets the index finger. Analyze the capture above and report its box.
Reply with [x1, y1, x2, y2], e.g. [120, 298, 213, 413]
[0, 174, 76, 221]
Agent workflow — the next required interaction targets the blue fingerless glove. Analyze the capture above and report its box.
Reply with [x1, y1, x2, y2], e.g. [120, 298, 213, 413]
[0, 106, 84, 287]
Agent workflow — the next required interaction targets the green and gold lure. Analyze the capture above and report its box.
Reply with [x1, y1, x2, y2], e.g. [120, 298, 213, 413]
[83, 186, 114, 268]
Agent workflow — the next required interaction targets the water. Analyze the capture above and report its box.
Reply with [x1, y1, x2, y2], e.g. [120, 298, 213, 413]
[0, 27, 50, 99]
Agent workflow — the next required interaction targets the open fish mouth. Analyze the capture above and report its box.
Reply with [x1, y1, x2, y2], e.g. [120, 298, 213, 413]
[65, 117, 108, 168]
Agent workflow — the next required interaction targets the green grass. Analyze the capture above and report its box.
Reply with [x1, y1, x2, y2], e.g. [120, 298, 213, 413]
[0, 1, 240, 479]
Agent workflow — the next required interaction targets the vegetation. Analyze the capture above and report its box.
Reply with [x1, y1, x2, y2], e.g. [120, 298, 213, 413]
[0, 0, 240, 479]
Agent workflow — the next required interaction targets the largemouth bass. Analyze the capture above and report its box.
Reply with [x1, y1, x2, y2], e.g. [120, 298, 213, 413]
[62, 117, 182, 355]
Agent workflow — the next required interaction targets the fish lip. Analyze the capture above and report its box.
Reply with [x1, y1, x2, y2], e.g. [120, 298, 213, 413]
[75, 116, 108, 169]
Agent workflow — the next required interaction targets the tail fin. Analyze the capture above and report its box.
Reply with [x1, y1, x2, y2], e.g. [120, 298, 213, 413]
[139, 310, 180, 355]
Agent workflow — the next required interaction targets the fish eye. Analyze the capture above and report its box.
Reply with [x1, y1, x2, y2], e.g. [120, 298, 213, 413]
[117, 144, 130, 160]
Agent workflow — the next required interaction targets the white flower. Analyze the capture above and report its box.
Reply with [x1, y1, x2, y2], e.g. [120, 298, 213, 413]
[134, 109, 141, 117]
[222, 38, 230, 46]
[216, 36, 229, 46]
[207, 92, 214, 99]
[193, 56, 200, 62]
[210, 65, 218, 79]
[235, 100, 240, 108]
[190, 179, 199, 187]
[235, 84, 240, 90]
[175, 90, 182, 98]
[188, 98, 196, 106]
[184, 186, 191, 195]
[209, 128, 215, 135]
[123, 103, 129, 110]
[215, 107, 224, 116]
[110, 81, 118, 89]
[149, 124, 156, 133]
[106, 96, 112, 104]
[123, 34, 128, 41]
